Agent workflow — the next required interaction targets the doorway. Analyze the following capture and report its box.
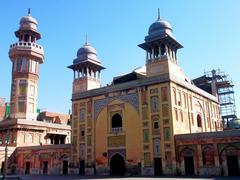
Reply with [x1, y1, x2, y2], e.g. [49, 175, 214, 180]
[62, 160, 68, 175]
[110, 153, 126, 175]
[227, 156, 240, 176]
[184, 156, 194, 175]
[79, 160, 85, 175]
[154, 158, 162, 175]
[43, 161, 48, 175]
[25, 162, 30, 175]
[1, 162, 4, 174]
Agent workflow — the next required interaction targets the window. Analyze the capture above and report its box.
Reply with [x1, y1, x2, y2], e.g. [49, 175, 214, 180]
[19, 80, 27, 96]
[22, 58, 27, 72]
[153, 121, 159, 129]
[17, 59, 22, 72]
[79, 108, 85, 121]
[29, 85, 35, 96]
[112, 113, 122, 129]
[18, 101, 25, 112]
[197, 114, 202, 127]
[153, 139, 161, 156]
[161, 87, 168, 101]
[164, 127, 170, 141]
[81, 130, 85, 137]
[28, 103, 34, 113]
[178, 90, 181, 106]
[143, 129, 149, 142]
[151, 96, 159, 113]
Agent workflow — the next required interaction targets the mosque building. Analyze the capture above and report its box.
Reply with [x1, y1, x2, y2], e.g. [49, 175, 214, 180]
[0, 9, 239, 177]
[68, 10, 240, 176]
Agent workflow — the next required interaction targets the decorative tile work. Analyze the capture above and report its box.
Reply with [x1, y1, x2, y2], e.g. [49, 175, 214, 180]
[150, 88, 158, 94]
[108, 149, 126, 159]
[94, 93, 139, 120]
[108, 135, 126, 147]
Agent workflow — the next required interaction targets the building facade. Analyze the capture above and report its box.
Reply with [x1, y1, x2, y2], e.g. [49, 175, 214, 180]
[0, 11, 71, 175]
[0, 98, 6, 121]
[69, 11, 238, 176]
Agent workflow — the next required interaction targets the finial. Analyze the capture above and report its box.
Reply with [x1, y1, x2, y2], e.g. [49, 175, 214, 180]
[85, 34, 88, 45]
[28, 8, 31, 16]
[157, 8, 160, 20]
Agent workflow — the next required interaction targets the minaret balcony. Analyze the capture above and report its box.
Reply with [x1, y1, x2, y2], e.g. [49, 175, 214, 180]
[147, 54, 168, 63]
[9, 41, 44, 55]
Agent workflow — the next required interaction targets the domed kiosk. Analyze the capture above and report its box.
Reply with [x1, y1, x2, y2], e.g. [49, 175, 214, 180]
[68, 39, 105, 93]
[138, 9, 183, 77]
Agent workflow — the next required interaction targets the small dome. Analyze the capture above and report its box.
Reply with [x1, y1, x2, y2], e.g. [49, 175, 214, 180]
[148, 18, 172, 35]
[19, 14, 38, 30]
[77, 44, 97, 57]
[73, 43, 100, 64]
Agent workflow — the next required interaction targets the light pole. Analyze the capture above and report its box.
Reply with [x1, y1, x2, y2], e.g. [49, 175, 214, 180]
[0, 129, 10, 180]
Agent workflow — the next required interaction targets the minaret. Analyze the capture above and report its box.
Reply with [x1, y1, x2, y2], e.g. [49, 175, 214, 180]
[138, 9, 183, 78]
[68, 39, 105, 94]
[8, 9, 44, 120]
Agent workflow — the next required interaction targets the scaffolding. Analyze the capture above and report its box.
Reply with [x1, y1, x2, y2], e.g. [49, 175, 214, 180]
[193, 69, 237, 127]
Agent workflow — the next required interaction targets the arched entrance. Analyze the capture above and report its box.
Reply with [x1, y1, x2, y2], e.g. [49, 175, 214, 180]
[110, 153, 126, 175]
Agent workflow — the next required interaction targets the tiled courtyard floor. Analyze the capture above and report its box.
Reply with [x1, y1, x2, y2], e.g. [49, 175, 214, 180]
[13, 175, 240, 180]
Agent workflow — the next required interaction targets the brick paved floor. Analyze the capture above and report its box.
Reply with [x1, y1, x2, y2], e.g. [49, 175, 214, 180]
[14, 175, 240, 180]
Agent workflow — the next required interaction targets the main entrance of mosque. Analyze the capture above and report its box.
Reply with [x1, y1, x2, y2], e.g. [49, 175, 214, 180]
[154, 158, 162, 175]
[79, 160, 85, 175]
[227, 156, 240, 176]
[184, 156, 194, 175]
[110, 153, 126, 175]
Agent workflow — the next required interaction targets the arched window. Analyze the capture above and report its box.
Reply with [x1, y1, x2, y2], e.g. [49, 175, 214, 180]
[24, 34, 29, 42]
[197, 114, 202, 127]
[112, 113, 122, 128]
[202, 146, 214, 166]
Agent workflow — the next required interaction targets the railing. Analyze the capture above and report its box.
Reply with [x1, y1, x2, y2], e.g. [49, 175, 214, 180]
[111, 127, 123, 134]
[10, 42, 43, 50]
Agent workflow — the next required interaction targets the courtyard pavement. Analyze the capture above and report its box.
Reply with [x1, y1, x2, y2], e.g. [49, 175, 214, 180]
[10, 175, 240, 180]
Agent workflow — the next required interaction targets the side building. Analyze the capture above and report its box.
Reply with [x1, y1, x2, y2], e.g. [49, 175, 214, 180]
[68, 12, 228, 176]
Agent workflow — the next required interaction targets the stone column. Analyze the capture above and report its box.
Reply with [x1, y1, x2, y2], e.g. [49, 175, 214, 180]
[159, 44, 162, 58]
[175, 50, 178, 63]
[165, 45, 169, 57]
[151, 48, 154, 59]
[81, 68, 84, 77]
[213, 143, 220, 166]
[86, 67, 89, 77]
[197, 144, 202, 175]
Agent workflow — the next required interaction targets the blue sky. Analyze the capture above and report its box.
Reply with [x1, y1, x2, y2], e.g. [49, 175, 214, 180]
[0, 0, 239, 115]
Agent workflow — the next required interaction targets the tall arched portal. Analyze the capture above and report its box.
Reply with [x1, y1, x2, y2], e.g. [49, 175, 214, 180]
[110, 153, 126, 175]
